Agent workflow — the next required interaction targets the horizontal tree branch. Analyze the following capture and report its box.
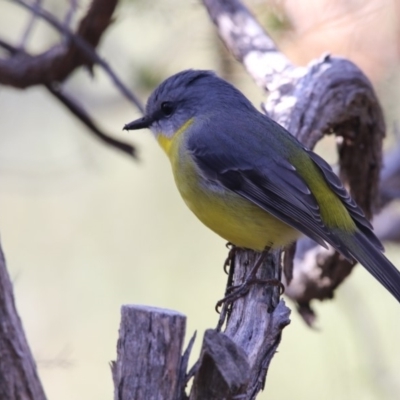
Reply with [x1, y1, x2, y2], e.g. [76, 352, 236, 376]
[0, 38, 137, 159]
[3, 0, 143, 113]
[47, 84, 137, 158]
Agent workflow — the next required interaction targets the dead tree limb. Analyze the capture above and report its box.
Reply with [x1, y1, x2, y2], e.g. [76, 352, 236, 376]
[113, 266, 290, 400]
[0, 38, 136, 158]
[189, 250, 290, 400]
[3, 0, 115, 86]
[111, 251, 290, 400]
[202, 0, 386, 325]
[373, 142, 400, 244]
[11, 0, 143, 112]
[114, 0, 393, 398]
[189, 329, 250, 399]
[111, 306, 186, 400]
[0, 239, 47, 400]
[1, 0, 141, 158]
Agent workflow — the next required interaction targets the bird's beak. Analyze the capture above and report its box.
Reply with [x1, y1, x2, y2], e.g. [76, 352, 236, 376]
[123, 115, 153, 131]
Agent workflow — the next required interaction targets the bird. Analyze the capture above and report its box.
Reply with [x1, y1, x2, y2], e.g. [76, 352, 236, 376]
[124, 69, 400, 303]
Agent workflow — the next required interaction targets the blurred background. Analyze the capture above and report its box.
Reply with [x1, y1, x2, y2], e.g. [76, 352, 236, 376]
[1, 0, 400, 399]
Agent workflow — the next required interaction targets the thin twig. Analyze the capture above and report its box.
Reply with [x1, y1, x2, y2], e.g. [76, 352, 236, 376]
[10, 0, 144, 113]
[47, 84, 137, 158]
[0, 39, 136, 159]
[18, 0, 42, 50]
[64, 0, 78, 29]
[0, 39, 16, 53]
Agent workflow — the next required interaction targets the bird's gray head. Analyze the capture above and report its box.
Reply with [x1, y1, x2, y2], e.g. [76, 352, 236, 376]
[124, 69, 254, 140]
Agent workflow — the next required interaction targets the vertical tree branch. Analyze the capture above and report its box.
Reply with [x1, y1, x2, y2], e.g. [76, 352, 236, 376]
[0, 239, 47, 400]
[111, 306, 186, 400]
[188, 250, 291, 400]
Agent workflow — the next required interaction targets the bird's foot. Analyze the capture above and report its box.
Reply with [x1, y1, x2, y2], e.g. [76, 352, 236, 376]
[216, 248, 284, 330]
[223, 242, 238, 274]
[215, 277, 284, 331]
[216, 277, 284, 311]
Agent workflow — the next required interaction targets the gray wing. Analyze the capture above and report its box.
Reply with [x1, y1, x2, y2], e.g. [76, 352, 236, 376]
[187, 118, 381, 256]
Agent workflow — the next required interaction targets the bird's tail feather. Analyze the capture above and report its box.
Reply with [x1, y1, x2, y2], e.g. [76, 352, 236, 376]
[342, 230, 400, 303]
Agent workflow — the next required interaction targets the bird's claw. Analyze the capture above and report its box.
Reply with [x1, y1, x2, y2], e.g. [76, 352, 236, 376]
[223, 243, 238, 274]
[215, 277, 284, 330]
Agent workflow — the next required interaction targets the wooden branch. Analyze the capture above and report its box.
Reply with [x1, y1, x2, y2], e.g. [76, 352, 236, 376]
[63, 0, 78, 29]
[113, 291, 290, 400]
[203, 0, 386, 324]
[272, 56, 385, 323]
[0, 0, 140, 159]
[3, 0, 143, 113]
[273, 61, 385, 322]
[187, 250, 290, 399]
[373, 210, 400, 244]
[369, 143, 400, 245]
[379, 143, 400, 207]
[222, 250, 290, 398]
[112, 251, 290, 399]
[47, 84, 137, 158]
[286, 57, 384, 216]
[111, 305, 186, 400]
[202, 0, 291, 87]
[112, 249, 290, 400]
[189, 330, 250, 399]
[18, 0, 42, 50]
[0, 240, 47, 400]
[0, 39, 137, 160]
[2, 0, 116, 87]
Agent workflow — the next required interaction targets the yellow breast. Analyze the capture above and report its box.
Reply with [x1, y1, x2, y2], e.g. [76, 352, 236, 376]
[159, 124, 301, 251]
[177, 171, 301, 250]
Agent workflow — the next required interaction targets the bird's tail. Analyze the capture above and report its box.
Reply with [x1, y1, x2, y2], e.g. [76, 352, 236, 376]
[341, 230, 400, 303]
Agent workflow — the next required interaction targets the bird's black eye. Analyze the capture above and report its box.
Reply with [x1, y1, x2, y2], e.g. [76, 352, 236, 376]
[161, 102, 174, 117]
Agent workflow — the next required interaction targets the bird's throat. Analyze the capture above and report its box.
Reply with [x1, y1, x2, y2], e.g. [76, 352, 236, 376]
[157, 118, 194, 156]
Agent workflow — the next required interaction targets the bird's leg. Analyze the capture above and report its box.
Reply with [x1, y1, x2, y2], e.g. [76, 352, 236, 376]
[227, 246, 284, 293]
[223, 242, 238, 277]
[216, 243, 239, 330]
[216, 247, 284, 330]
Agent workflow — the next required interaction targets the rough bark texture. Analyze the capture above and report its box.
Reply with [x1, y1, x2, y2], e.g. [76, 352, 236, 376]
[0, 241, 47, 400]
[188, 250, 290, 400]
[274, 56, 385, 324]
[189, 330, 250, 400]
[283, 56, 384, 217]
[112, 252, 290, 400]
[0, 0, 396, 399]
[223, 250, 290, 398]
[111, 305, 186, 400]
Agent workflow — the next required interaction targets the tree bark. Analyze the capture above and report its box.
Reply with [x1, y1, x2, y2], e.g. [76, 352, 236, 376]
[0, 239, 47, 400]
[111, 305, 186, 400]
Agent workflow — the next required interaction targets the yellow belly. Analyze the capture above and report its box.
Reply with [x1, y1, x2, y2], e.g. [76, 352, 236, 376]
[172, 153, 301, 251]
